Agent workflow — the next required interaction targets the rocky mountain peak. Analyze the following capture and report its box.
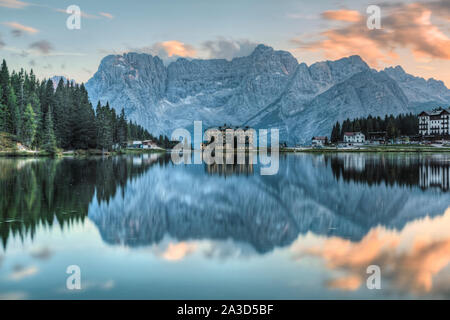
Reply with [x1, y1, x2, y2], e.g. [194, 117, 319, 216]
[85, 45, 450, 145]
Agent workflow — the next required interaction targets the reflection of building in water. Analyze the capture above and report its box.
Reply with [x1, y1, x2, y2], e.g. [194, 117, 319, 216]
[206, 162, 254, 176]
[419, 162, 450, 191]
[204, 124, 255, 150]
[329, 154, 450, 191]
[340, 153, 366, 172]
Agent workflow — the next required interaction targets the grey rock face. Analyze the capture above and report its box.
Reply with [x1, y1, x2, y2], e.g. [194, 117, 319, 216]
[384, 65, 450, 107]
[85, 45, 450, 145]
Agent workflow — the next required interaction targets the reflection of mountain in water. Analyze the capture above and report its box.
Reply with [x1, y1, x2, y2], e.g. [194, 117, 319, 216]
[88, 153, 450, 253]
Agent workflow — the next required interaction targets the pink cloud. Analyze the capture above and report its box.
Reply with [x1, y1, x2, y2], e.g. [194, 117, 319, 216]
[293, 2, 450, 67]
[99, 12, 114, 19]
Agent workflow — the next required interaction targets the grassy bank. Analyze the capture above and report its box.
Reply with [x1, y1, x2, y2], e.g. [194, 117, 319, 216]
[282, 145, 450, 153]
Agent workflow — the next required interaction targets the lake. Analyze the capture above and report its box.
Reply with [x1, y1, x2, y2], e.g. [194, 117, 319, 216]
[0, 153, 450, 299]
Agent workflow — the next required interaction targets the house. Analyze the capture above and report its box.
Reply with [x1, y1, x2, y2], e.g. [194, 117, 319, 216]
[128, 140, 143, 148]
[367, 131, 387, 145]
[418, 107, 450, 136]
[343, 132, 365, 144]
[311, 136, 328, 146]
[142, 140, 159, 149]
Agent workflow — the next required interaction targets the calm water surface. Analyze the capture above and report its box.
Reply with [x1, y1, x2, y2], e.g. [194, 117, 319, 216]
[1, 153, 450, 299]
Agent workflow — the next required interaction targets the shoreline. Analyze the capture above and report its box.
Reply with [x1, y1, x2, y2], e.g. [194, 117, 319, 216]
[281, 145, 450, 153]
[0, 148, 167, 158]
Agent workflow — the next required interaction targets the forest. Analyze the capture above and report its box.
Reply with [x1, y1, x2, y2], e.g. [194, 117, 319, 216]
[330, 113, 419, 143]
[0, 59, 170, 154]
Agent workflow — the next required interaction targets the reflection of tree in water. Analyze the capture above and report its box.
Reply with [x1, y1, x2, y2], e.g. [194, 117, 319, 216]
[0, 155, 169, 248]
[329, 154, 450, 190]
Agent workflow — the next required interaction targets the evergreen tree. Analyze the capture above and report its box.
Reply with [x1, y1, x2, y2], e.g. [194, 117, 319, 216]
[386, 118, 398, 139]
[118, 108, 128, 148]
[0, 59, 155, 152]
[7, 86, 19, 134]
[20, 103, 37, 148]
[0, 86, 9, 132]
[42, 108, 57, 154]
[0, 60, 9, 106]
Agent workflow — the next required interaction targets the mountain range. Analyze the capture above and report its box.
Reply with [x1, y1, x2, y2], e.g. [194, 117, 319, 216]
[84, 44, 450, 144]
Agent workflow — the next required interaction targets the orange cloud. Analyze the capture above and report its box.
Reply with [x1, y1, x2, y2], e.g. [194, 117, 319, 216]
[3, 22, 39, 34]
[322, 10, 362, 22]
[160, 41, 197, 58]
[294, 2, 450, 67]
[291, 207, 450, 296]
[99, 12, 114, 19]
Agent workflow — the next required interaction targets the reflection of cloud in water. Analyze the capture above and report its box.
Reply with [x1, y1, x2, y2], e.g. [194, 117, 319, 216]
[57, 279, 115, 294]
[0, 291, 28, 300]
[290, 207, 450, 297]
[9, 265, 38, 281]
[147, 237, 258, 262]
[161, 242, 197, 261]
[30, 247, 52, 260]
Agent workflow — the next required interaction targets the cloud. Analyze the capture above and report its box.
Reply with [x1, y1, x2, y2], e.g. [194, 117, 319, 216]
[128, 40, 197, 62]
[0, 34, 5, 49]
[9, 265, 38, 281]
[99, 12, 114, 19]
[293, 2, 450, 67]
[201, 38, 259, 60]
[158, 40, 196, 58]
[290, 207, 450, 296]
[3, 22, 39, 37]
[55, 8, 99, 19]
[0, 0, 29, 9]
[286, 13, 318, 20]
[29, 40, 53, 54]
[122, 38, 257, 63]
[321, 9, 362, 22]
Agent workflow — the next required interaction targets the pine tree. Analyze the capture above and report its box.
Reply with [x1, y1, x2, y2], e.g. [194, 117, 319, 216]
[118, 108, 128, 148]
[42, 108, 57, 154]
[20, 103, 37, 148]
[0, 60, 9, 105]
[7, 86, 19, 135]
[0, 86, 9, 132]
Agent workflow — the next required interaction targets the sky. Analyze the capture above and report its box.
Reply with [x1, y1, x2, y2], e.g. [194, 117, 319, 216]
[0, 0, 449, 86]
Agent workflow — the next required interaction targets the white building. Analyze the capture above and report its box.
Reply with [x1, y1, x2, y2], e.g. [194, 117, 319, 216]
[311, 136, 328, 146]
[418, 108, 450, 136]
[142, 140, 159, 149]
[343, 132, 365, 144]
